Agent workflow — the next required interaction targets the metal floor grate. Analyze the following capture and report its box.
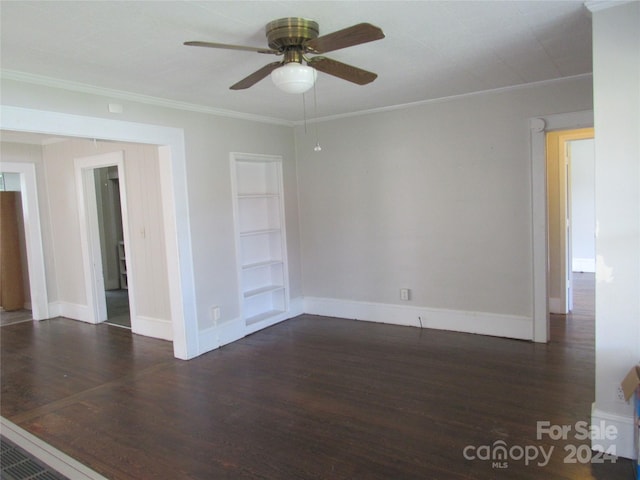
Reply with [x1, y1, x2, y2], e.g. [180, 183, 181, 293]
[1, 437, 68, 480]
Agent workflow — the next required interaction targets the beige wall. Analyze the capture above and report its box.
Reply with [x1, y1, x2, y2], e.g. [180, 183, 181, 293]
[295, 76, 593, 337]
[42, 139, 171, 322]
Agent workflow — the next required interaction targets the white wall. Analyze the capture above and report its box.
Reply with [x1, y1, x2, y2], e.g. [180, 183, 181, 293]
[2, 172, 21, 190]
[590, 1, 640, 459]
[0, 79, 301, 357]
[296, 76, 593, 338]
[570, 139, 595, 272]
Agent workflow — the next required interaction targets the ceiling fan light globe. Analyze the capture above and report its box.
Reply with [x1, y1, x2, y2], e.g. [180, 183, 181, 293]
[271, 63, 317, 94]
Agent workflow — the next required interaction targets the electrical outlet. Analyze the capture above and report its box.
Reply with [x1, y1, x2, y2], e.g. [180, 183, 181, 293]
[616, 386, 627, 403]
[400, 288, 410, 301]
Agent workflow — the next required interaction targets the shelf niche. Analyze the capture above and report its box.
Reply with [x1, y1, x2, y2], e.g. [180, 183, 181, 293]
[231, 154, 289, 329]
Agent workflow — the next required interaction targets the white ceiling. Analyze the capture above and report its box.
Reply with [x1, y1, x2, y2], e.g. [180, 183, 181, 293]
[0, 1, 592, 123]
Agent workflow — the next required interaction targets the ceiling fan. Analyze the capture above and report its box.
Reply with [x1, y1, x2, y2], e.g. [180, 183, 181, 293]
[184, 17, 385, 93]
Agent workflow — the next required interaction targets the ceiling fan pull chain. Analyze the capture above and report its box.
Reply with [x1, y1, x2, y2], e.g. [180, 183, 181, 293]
[302, 91, 308, 134]
[313, 81, 321, 152]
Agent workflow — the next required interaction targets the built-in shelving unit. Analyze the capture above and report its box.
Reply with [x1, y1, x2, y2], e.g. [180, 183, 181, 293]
[231, 154, 289, 329]
[118, 241, 128, 289]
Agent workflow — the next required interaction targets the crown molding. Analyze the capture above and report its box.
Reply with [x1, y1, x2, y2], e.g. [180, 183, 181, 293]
[1, 69, 593, 129]
[585, 0, 635, 13]
[297, 73, 594, 125]
[0, 70, 295, 127]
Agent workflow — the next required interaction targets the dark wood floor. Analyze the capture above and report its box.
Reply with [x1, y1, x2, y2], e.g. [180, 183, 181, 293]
[1, 274, 633, 479]
[0, 308, 33, 327]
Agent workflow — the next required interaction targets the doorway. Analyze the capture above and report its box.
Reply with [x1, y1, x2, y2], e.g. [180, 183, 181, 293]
[0, 161, 49, 321]
[0, 173, 30, 323]
[546, 128, 595, 315]
[75, 151, 136, 328]
[94, 166, 131, 328]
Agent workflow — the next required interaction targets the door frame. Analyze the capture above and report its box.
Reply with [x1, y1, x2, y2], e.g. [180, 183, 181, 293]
[0, 162, 49, 320]
[75, 151, 135, 325]
[565, 140, 574, 313]
[546, 128, 594, 314]
[529, 110, 594, 342]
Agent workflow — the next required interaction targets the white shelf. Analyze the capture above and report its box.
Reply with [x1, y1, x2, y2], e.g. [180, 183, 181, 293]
[237, 193, 279, 199]
[118, 241, 127, 289]
[239, 228, 280, 237]
[246, 309, 286, 326]
[243, 285, 284, 299]
[242, 260, 283, 270]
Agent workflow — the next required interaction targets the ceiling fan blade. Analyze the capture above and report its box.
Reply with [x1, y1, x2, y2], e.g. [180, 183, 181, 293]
[230, 61, 283, 90]
[305, 23, 384, 54]
[307, 56, 377, 85]
[184, 41, 277, 55]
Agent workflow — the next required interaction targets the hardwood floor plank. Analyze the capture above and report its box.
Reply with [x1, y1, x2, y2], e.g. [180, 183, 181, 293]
[1, 274, 634, 479]
[1, 320, 173, 418]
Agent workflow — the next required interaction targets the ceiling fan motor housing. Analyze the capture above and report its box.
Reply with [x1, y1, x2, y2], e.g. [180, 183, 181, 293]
[266, 18, 319, 50]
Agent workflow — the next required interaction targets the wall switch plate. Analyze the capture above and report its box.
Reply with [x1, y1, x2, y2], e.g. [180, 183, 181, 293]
[616, 385, 628, 403]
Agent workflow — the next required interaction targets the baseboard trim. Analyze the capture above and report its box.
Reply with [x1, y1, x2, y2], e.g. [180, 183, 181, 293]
[304, 297, 533, 340]
[0, 416, 108, 480]
[217, 318, 245, 348]
[289, 296, 305, 320]
[591, 404, 635, 459]
[198, 325, 219, 354]
[132, 315, 173, 341]
[549, 297, 565, 314]
[198, 318, 245, 354]
[243, 296, 305, 335]
[45, 304, 173, 341]
[244, 309, 295, 336]
[196, 297, 305, 356]
[48, 301, 92, 322]
[47, 302, 61, 318]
